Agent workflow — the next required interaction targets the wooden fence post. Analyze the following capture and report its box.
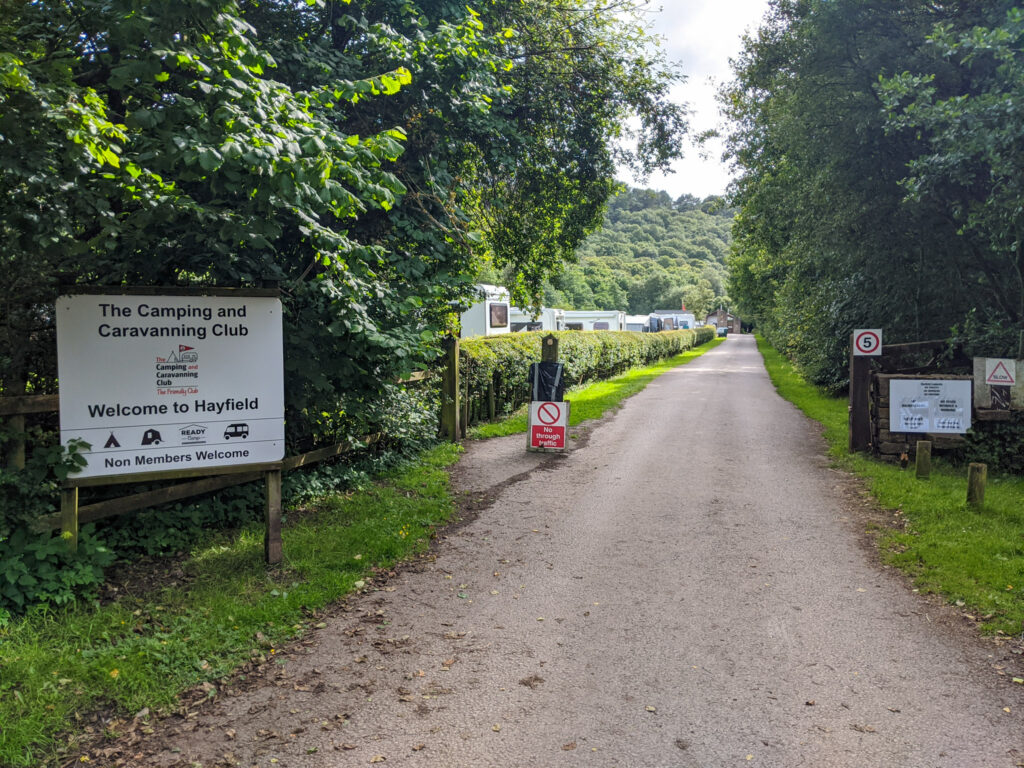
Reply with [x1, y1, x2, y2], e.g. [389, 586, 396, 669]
[61, 487, 79, 553]
[967, 463, 987, 509]
[5, 414, 26, 471]
[849, 333, 872, 452]
[915, 440, 932, 479]
[264, 468, 283, 564]
[440, 336, 460, 441]
[541, 333, 560, 363]
[460, 372, 469, 438]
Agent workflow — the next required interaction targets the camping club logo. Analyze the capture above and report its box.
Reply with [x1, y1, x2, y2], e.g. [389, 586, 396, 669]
[155, 344, 200, 395]
[179, 423, 208, 445]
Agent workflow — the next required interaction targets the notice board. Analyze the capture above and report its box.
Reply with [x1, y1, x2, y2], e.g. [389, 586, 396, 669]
[889, 379, 972, 434]
[57, 293, 284, 479]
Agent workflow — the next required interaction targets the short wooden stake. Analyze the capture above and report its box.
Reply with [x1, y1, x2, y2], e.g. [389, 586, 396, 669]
[967, 462, 987, 509]
[264, 469, 283, 564]
[915, 440, 932, 479]
[61, 486, 79, 553]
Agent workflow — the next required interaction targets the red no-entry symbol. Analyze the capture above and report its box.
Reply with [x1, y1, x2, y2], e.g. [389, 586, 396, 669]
[537, 402, 561, 425]
[853, 329, 882, 356]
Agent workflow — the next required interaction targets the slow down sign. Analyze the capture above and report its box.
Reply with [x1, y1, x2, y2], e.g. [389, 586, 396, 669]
[527, 400, 570, 451]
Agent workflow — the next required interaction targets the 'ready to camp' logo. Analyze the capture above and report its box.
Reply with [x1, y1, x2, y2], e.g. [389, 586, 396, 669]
[179, 423, 208, 445]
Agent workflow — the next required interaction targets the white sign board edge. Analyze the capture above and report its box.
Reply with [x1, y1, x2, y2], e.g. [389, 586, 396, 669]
[889, 378, 972, 435]
[57, 293, 285, 480]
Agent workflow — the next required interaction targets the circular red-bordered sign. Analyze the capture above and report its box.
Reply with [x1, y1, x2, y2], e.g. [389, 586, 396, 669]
[854, 329, 881, 355]
[537, 402, 561, 425]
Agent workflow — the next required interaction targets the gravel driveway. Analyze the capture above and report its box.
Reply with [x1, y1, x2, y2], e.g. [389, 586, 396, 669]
[134, 334, 1024, 768]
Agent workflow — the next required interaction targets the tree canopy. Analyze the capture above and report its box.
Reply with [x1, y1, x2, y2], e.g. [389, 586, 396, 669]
[723, 0, 1020, 390]
[0, 0, 688, 441]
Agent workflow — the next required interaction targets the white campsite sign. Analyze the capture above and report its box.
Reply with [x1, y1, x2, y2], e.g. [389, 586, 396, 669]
[853, 329, 883, 356]
[57, 293, 285, 480]
[985, 358, 1017, 386]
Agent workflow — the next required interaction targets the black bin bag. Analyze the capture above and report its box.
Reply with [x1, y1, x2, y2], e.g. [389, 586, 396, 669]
[528, 361, 565, 402]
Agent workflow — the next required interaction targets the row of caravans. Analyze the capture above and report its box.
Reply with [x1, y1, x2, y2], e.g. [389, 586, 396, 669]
[459, 285, 702, 339]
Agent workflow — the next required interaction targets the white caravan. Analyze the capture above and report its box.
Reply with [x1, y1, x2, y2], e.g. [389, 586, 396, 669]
[562, 310, 626, 331]
[460, 285, 511, 338]
[510, 306, 566, 332]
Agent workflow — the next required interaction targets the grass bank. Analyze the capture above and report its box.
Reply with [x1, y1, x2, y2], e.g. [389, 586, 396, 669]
[755, 335, 1024, 637]
[469, 336, 727, 439]
[0, 444, 461, 767]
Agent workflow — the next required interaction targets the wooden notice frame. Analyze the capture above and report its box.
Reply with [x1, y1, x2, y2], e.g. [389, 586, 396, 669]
[56, 285, 287, 563]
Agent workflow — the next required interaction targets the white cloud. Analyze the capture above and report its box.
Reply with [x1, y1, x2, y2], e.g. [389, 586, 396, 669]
[617, 0, 771, 199]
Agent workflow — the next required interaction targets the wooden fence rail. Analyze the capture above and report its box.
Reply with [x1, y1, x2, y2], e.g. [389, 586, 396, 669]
[1, 388, 393, 563]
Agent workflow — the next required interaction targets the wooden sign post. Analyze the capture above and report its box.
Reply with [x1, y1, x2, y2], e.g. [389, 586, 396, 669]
[848, 331, 878, 452]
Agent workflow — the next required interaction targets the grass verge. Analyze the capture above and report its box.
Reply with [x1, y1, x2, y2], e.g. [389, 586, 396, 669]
[755, 335, 1024, 637]
[0, 443, 461, 767]
[468, 336, 727, 439]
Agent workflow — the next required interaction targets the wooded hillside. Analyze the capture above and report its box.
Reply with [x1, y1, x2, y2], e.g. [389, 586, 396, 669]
[484, 187, 733, 316]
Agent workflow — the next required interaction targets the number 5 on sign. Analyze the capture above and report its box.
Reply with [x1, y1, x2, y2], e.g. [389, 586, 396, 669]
[853, 329, 883, 356]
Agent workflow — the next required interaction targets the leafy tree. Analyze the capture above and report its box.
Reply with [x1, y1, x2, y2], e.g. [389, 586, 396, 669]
[723, 0, 1010, 389]
[1, 0, 413, 433]
[1, 0, 689, 438]
[879, 8, 1024, 350]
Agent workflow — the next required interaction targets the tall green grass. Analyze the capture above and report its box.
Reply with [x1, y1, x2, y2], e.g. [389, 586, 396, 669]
[756, 335, 1024, 636]
[0, 444, 461, 767]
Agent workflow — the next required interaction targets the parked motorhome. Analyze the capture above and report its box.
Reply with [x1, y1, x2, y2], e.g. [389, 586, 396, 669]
[460, 284, 511, 338]
[562, 310, 626, 331]
[510, 306, 566, 332]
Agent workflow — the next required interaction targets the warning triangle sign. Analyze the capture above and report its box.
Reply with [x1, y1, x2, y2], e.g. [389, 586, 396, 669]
[986, 360, 1016, 385]
[104, 433, 121, 448]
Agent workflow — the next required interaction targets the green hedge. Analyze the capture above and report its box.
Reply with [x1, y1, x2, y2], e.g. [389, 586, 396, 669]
[459, 327, 715, 424]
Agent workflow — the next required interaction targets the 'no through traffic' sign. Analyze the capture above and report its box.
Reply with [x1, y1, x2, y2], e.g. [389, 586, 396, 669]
[528, 400, 569, 451]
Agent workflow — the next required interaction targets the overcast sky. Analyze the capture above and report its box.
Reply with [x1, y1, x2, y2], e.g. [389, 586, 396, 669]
[616, 0, 772, 200]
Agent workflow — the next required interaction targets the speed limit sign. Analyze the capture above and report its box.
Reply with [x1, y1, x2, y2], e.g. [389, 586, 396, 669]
[853, 329, 882, 356]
